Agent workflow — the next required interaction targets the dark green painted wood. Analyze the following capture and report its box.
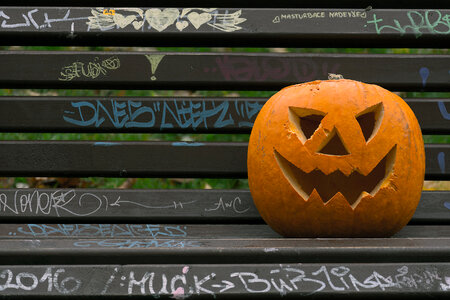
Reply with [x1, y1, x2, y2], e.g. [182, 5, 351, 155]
[0, 142, 446, 179]
[0, 97, 447, 134]
[0, 7, 449, 47]
[0, 52, 448, 91]
[0, 263, 448, 298]
[1, 224, 450, 239]
[1, 1, 448, 8]
[1, 226, 450, 264]
[0, 189, 447, 224]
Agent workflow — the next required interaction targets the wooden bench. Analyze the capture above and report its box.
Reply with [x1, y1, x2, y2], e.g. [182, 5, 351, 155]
[0, 2, 449, 298]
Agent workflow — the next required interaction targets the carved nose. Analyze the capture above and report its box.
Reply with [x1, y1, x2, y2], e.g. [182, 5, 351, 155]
[317, 130, 350, 155]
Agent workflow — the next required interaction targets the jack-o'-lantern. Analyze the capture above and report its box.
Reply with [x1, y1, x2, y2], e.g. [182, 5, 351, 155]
[248, 79, 425, 237]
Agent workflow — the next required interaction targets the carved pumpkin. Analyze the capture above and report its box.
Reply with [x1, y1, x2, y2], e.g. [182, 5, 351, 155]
[248, 80, 425, 237]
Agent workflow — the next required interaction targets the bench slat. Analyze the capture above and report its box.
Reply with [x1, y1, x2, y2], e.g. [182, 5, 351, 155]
[0, 97, 448, 134]
[0, 189, 447, 224]
[1, 1, 447, 8]
[407, 99, 450, 135]
[1, 224, 450, 239]
[0, 227, 449, 264]
[0, 52, 448, 91]
[0, 7, 448, 47]
[0, 263, 448, 298]
[0, 141, 447, 179]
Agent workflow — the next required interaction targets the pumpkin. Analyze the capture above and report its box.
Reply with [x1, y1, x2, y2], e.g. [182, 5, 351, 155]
[248, 79, 425, 237]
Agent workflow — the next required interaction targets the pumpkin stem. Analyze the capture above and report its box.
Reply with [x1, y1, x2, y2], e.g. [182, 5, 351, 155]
[328, 73, 344, 80]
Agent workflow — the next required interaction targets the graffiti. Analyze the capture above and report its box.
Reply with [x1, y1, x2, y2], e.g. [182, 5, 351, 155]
[419, 67, 430, 87]
[441, 277, 450, 291]
[204, 197, 250, 214]
[438, 152, 446, 174]
[280, 12, 325, 20]
[144, 54, 166, 80]
[87, 7, 246, 32]
[63, 99, 263, 130]
[273, 10, 366, 23]
[367, 10, 450, 37]
[102, 9, 115, 16]
[328, 11, 367, 18]
[73, 239, 200, 249]
[0, 265, 447, 296]
[58, 56, 120, 81]
[14, 224, 188, 239]
[0, 190, 104, 217]
[0, 190, 197, 217]
[123, 265, 445, 297]
[0, 8, 246, 33]
[0, 8, 90, 29]
[438, 101, 450, 120]
[213, 56, 341, 82]
[0, 268, 81, 294]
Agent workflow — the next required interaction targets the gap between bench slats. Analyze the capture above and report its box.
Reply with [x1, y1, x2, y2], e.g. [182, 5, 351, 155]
[0, 97, 447, 134]
[0, 7, 448, 47]
[0, 189, 447, 224]
[0, 263, 448, 298]
[0, 52, 449, 91]
[0, 141, 447, 179]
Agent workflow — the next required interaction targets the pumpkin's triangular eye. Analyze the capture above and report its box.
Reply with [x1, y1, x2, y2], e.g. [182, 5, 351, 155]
[289, 107, 325, 142]
[356, 103, 384, 143]
[299, 115, 324, 139]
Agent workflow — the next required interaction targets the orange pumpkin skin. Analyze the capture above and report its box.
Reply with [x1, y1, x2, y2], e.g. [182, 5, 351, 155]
[248, 80, 425, 237]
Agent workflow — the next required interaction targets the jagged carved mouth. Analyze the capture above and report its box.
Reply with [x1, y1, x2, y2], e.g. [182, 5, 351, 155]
[274, 146, 396, 208]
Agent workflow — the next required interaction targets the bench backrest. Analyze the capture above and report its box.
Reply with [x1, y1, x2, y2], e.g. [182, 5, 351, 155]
[0, 4, 449, 299]
[0, 4, 448, 226]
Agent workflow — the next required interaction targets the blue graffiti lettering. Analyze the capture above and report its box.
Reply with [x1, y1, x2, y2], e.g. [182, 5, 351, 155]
[419, 67, 430, 88]
[63, 99, 263, 130]
[438, 101, 450, 120]
[15, 224, 188, 238]
[238, 101, 264, 127]
[212, 101, 234, 128]
[160, 100, 234, 130]
[438, 152, 445, 174]
[73, 239, 200, 248]
[94, 142, 120, 146]
[63, 101, 96, 126]
[126, 100, 156, 128]
[63, 100, 156, 128]
[172, 142, 205, 147]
